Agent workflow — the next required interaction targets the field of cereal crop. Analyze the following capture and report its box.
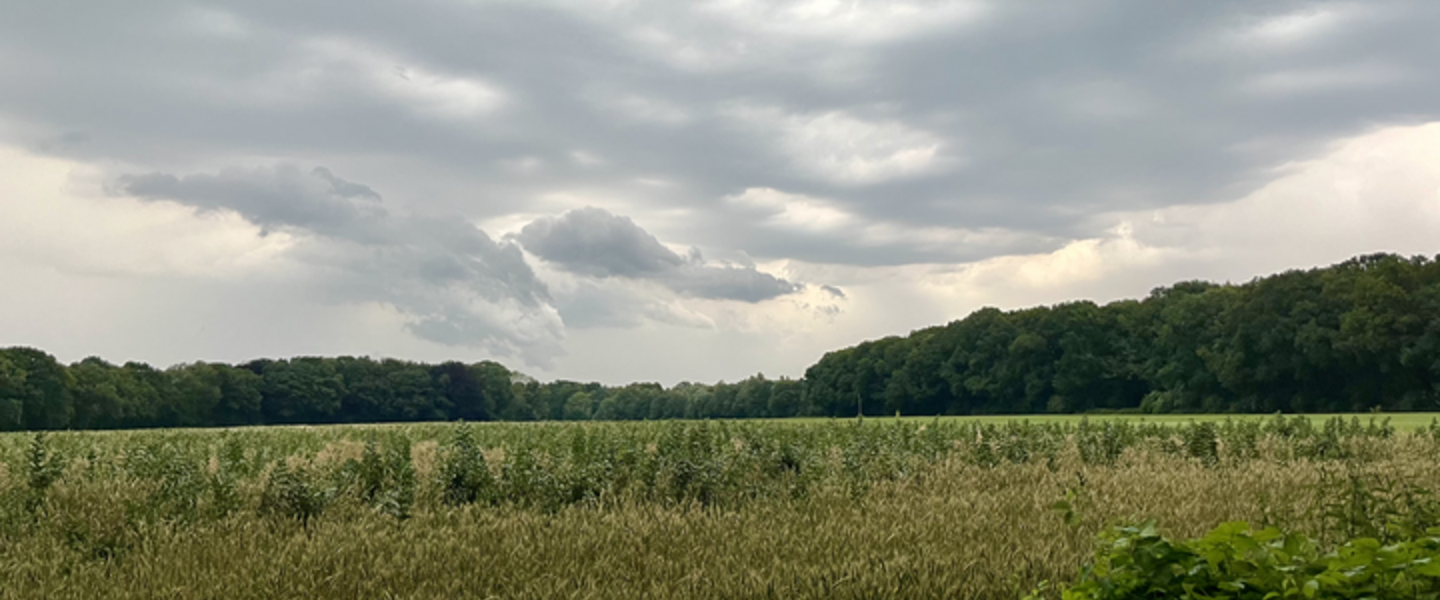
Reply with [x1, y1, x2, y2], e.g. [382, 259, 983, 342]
[3, 414, 1440, 599]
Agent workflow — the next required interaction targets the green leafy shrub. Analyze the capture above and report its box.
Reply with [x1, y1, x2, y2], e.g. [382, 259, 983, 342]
[439, 423, 496, 506]
[1061, 521, 1440, 599]
[259, 462, 332, 527]
[1077, 419, 1133, 466]
[372, 441, 415, 520]
[338, 439, 415, 519]
[1220, 418, 1262, 461]
[24, 432, 66, 513]
[1182, 421, 1219, 466]
[125, 441, 208, 523]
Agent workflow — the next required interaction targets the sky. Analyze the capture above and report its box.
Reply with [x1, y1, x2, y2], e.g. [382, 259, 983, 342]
[2, 0, 1440, 385]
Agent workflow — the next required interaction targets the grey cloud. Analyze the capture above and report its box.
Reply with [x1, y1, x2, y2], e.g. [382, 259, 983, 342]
[665, 264, 803, 303]
[554, 282, 649, 329]
[550, 278, 714, 330]
[9, 0, 1439, 386]
[517, 207, 802, 302]
[311, 167, 381, 201]
[515, 206, 683, 277]
[114, 165, 563, 365]
[5, 0, 1440, 270]
[117, 166, 388, 242]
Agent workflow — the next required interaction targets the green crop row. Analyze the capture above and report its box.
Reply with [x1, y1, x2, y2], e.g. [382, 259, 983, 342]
[0, 415, 1414, 526]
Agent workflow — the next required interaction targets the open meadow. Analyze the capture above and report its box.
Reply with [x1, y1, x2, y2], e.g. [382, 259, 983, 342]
[5, 415, 1440, 598]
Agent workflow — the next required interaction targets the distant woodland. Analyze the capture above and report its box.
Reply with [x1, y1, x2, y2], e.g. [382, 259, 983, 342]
[4, 252, 1440, 430]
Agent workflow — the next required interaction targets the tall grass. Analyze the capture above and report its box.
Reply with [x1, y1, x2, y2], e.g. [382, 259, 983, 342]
[0, 416, 1435, 599]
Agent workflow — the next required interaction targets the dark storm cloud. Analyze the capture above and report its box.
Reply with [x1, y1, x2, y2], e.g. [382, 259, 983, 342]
[517, 207, 802, 302]
[5, 0, 1440, 268]
[115, 165, 563, 365]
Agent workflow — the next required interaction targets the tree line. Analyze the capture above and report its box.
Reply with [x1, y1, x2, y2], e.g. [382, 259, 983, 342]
[0, 349, 806, 430]
[3, 252, 1440, 430]
[804, 252, 1440, 416]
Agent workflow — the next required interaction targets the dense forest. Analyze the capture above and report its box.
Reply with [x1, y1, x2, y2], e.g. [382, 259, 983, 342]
[0, 350, 803, 430]
[2, 252, 1439, 430]
[806, 252, 1440, 416]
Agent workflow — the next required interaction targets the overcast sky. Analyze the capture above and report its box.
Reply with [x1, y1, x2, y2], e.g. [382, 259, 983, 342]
[3, 0, 1440, 384]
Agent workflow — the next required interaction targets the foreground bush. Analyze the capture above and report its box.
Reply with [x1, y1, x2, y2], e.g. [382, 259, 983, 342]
[1063, 521, 1440, 599]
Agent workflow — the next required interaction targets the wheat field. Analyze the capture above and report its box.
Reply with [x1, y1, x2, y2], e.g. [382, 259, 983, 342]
[1, 416, 1435, 599]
